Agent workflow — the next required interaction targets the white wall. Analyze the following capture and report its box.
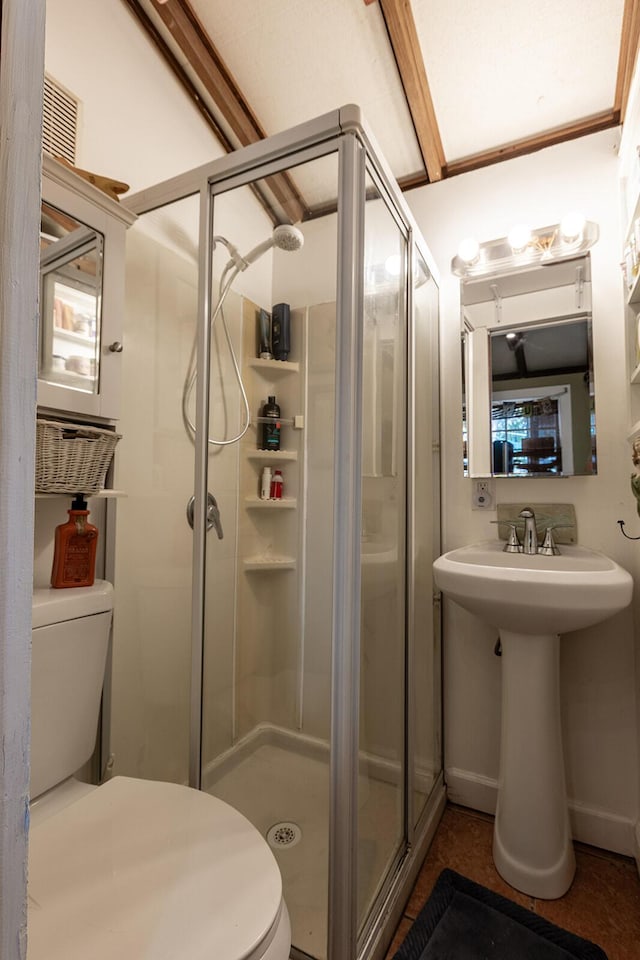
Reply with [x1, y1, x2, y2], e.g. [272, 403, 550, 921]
[407, 129, 639, 854]
[45, 0, 224, 192]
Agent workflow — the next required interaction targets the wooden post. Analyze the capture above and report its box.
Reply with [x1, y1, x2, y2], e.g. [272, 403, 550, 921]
[0, 2, 45, 957]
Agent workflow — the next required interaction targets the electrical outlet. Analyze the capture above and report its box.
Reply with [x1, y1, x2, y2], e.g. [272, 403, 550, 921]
[472, 479, 495, 510]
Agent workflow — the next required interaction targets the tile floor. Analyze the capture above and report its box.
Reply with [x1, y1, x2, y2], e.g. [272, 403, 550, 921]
[385, 804, 640, 960]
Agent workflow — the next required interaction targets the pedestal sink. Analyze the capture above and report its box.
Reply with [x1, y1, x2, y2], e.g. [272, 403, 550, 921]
[433, 540, 633, 899]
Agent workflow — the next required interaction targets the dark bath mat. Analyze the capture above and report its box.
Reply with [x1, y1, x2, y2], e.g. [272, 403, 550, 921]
[393, 869, 608, 960]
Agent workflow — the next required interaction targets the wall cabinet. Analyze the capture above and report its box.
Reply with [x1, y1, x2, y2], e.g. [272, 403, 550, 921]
[38, 155, 136, 422]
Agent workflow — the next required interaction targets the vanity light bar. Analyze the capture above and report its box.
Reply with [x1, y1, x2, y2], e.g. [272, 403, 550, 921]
[451, 219, 599, 279]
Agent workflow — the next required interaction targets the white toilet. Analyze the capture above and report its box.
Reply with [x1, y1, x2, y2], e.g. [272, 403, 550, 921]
[28, 581, 291, 960]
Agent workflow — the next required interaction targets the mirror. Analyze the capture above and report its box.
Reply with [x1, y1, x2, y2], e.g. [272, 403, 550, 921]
[461, 254, 596, 477]
[39, 202, 104, 395]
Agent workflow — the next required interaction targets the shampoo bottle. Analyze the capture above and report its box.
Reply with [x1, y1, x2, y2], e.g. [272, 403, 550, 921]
[271, 303, 290, 361]
[258, 309, 272, 359]
[51, 494, 99, 588]
[261, 395, 281, 451]
[260, 466, 272, 500]
[270, 469, 284, 500]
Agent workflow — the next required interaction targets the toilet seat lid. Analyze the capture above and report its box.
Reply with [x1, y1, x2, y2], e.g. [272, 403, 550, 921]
[28, 776, 283, 960]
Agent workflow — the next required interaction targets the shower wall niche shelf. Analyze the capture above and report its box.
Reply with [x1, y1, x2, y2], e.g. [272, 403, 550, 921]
[243, 557, 296, 572]
[246, 358, 300, 374]
[247, 449, 298, 462]
[245, 496, 297, 509]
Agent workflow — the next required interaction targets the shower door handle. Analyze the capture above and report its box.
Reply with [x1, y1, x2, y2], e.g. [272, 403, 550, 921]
[186, 493, 224, 539]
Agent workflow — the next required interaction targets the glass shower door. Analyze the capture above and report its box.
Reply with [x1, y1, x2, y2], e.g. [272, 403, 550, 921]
[200, 153, 341, 960]
[111, 195, 200, 786]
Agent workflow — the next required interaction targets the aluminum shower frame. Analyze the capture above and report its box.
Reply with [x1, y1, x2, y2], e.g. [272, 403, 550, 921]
[125, 104, 444, 960]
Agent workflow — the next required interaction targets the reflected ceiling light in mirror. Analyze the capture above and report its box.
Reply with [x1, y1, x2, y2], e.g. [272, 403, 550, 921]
[505, 331, 526, 351]
[451, 218, 599, 278]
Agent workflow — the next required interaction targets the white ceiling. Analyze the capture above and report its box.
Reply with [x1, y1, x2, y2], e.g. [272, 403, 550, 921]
[186, 0, 626, 183]
[194, 0, 424, 178]
[414, 0, 625, 160]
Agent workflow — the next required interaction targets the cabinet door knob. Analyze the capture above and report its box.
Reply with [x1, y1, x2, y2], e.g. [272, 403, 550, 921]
[108, 341, 123, 353]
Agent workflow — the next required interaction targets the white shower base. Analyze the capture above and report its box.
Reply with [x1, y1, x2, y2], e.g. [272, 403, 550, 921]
[205, 726, 402, 960]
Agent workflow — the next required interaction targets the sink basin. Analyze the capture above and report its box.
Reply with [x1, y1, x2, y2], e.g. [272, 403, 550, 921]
[433, 539, 632, 635]
[433, 539, 633, 899]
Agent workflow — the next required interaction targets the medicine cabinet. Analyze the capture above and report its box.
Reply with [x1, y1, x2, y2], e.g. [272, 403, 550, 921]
[461, 253, 597, 478]
[38, 155, 136, 422]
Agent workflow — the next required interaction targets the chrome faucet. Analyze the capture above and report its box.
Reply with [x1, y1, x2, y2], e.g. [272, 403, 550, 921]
[519, 507, 538, 555]
[497, 509, 566, 555]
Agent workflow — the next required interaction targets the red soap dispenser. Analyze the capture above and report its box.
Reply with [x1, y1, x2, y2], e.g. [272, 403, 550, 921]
[51, 494, 99, 588]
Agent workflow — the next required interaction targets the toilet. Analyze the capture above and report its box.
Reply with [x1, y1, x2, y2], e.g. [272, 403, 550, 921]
[28, 581, 291, 960]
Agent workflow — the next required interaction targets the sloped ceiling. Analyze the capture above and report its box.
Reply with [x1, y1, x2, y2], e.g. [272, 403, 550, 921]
[122, 0, 637, 217]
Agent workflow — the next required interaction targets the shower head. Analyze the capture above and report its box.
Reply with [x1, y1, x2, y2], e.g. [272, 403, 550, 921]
[272, 224, 304, 252]
[235, 224, 304, 271]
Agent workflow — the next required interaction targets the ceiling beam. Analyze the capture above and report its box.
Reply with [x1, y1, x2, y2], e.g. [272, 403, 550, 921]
[376, 0, 446, 182]
[122, 0, 307, 224]
[444, 110, 620, 179]
[615, 0, 640, 123]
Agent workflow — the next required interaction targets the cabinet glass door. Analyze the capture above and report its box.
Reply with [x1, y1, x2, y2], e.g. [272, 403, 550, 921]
[39, 202, 104, 395]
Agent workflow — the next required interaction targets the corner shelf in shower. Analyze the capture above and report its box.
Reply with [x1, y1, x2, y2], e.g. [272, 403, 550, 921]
[247, 449, 298, 462]
[246, 358, 299, 375]
[245, 496, 297, 509]
[243, 556, 296, 572]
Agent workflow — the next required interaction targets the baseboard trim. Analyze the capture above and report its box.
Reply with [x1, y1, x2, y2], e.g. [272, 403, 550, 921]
[446, 766, 636, 857]
[445, 766, 497, 815]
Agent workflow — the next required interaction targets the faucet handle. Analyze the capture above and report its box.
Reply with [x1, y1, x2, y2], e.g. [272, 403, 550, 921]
[503, 523, 522, 553]
[490, 519, 522, 552]
[538, 526, 561, 556]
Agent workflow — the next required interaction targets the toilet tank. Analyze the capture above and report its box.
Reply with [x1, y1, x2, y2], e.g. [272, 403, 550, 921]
[31, 581, 114, 800]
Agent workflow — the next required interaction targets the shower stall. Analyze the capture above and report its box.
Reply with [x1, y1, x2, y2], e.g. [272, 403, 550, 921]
[108, 106, 443, 960]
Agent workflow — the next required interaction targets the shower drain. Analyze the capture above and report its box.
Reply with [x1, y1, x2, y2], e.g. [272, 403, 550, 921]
[266, 821, 302, 850]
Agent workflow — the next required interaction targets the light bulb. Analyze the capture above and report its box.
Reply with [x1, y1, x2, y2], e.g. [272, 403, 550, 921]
[560, 212, 586, 244]
[508, 224, 532, 254]
[457, 237, 480, 264]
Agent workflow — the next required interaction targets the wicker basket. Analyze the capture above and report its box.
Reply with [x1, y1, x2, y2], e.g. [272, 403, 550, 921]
[35, 419, 121, 494]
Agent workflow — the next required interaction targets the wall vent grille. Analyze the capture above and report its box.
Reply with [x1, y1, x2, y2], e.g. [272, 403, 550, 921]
[42, 75, 79, 164]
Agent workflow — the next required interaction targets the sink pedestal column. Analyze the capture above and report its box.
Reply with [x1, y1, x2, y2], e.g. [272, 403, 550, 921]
[493, 630, 575, 899]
